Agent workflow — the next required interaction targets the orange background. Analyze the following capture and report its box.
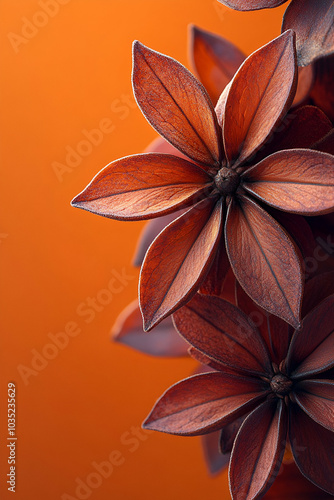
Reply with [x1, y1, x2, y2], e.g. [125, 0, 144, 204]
[1, 1, 285, 499]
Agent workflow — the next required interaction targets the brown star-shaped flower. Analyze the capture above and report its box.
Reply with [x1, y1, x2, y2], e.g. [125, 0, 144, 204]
[72, 30, 334, 331]
[143, 291, 334, 499]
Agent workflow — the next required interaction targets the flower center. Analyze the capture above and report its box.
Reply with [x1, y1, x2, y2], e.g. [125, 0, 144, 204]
[270, 373, 293, 396]
[214, 167, 240, 195]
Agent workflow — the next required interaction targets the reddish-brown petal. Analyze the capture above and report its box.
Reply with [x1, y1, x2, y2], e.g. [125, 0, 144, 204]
[220, 415, 246, 454]
[71, 154, 213, 220]
[223, 31, 297, 167]
[236, 283, 292, 365]
[313, 129, 334, 156]
[252, 106, 332, 164]
[173, 294, 272, 376]
[229, 399, 287, 500]
[289, 404, 334, 495]
[140, 198, 222, 331]
[286, 294, 334, 378]
[293, 379, 334, 432]
[282, 0, 334, 67]
[144, 135, 191, 160]
[310, 55, 334, 122]
[225, 195, 303, 328]
[243, 149, 334, 216]
[201, 431, 230, 475]
[142, 371, 267, 436]
[189, 25, 245, 105]
[217, 0, 287, 11]
[292, 65, 314, 107]
[302, 271, 334, 317]
[198, 233, 231, 296]
[188, 346, 227, 373]
[133, 210, 183, 267]
[132, 41, 222, 168]
[112, 299, 189, 357]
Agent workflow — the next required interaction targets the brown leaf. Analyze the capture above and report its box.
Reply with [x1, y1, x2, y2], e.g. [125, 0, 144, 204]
[223, 31, 297, 167]
[142, 371, 267, 435]
[198, 232, 231, 296]
[289, 405, 334, 495]
[243, 149, 334, 215]
[133, 41, 222, 168]
[282, 0, 334, 66]
[225, 195, 303, 328]
[189, 25, 245, 105]
[220, 414, 245, 454]
[173, 294, 272, 376]
[71, 153, 212, 220]
[294, 379, 334, 432]
[217, 0, 287, 11]
[229, 399, 287, 500]
[302, 271, 334, 316]
[286, 294, 334, 378]
[140, 198, 222, 331]
[201, 431, 230, 476]
[112, 299, 189, 357]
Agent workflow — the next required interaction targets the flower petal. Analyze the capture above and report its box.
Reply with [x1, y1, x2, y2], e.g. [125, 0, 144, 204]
[236, 283, 292, 365]
[290, 404, 334, 495]
[293, 379, 334, 432]
[201, 431, 230, 475]
[292, 65, 314, 107]
[225, 195, 303, 328]
[189, 25, 245, 105]
[173, 293, 272, 376]
[220, 415, 246, 454]
[112, 299, 189, 357]
[313, 129, 334, 156]
[302, 271, 334, 317]
[243, 149, 334, 215]
[310, 55, 334, 122]
[71, 153, 212, 220]
[223, 30, 297, 167]
[286, 294, 334, 378]
[217, 0, 287, 11]
[282, 0, 334, 66]
[132, 41, 222, 168]
[198, 233, 231, 297]
[140, 198, 222, 331]
[229, 399, 287, 500]
[143, 371, 267, 435]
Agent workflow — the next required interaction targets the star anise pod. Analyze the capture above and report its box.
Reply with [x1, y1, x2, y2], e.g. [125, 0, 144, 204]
[143, 291, 334, 499]
[217, 0, 334, 68]
[72, 30, 334, 331]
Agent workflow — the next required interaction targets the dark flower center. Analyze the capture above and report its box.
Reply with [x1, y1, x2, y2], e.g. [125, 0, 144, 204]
[214, 167, 240, 195]
[270, 373, 293, 396]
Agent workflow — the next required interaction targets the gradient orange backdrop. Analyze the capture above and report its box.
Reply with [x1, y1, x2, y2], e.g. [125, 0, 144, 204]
[1, 1, 285, 499]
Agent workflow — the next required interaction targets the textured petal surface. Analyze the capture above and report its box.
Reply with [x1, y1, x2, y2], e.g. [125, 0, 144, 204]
[292, 65, 314, 107]
[143, 371, 267, 435]
[236, 283, 292, 365]
[294, 379, 334, 432]
[190, 25, 245, 104]
[198, 233, 231, 296]
[287, 294, 334, 378]
[313, 129, 334, 156]
[173, 294, 272, 376]
[217, 0, 287, 11]
[140, 198, 222, 331]
[224, 31, 296, 167]
[71, 153, 212, 220]
[282, 0, 334, 66]
[133, 41, 222, 168]
[243, 149, 334, 215]
[112, 299, 188, 357]
[229, 399, 287, 500]
[302, 271, 334, 317]
[225, 195, 303, 327]
[290, 404, 334, 495]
